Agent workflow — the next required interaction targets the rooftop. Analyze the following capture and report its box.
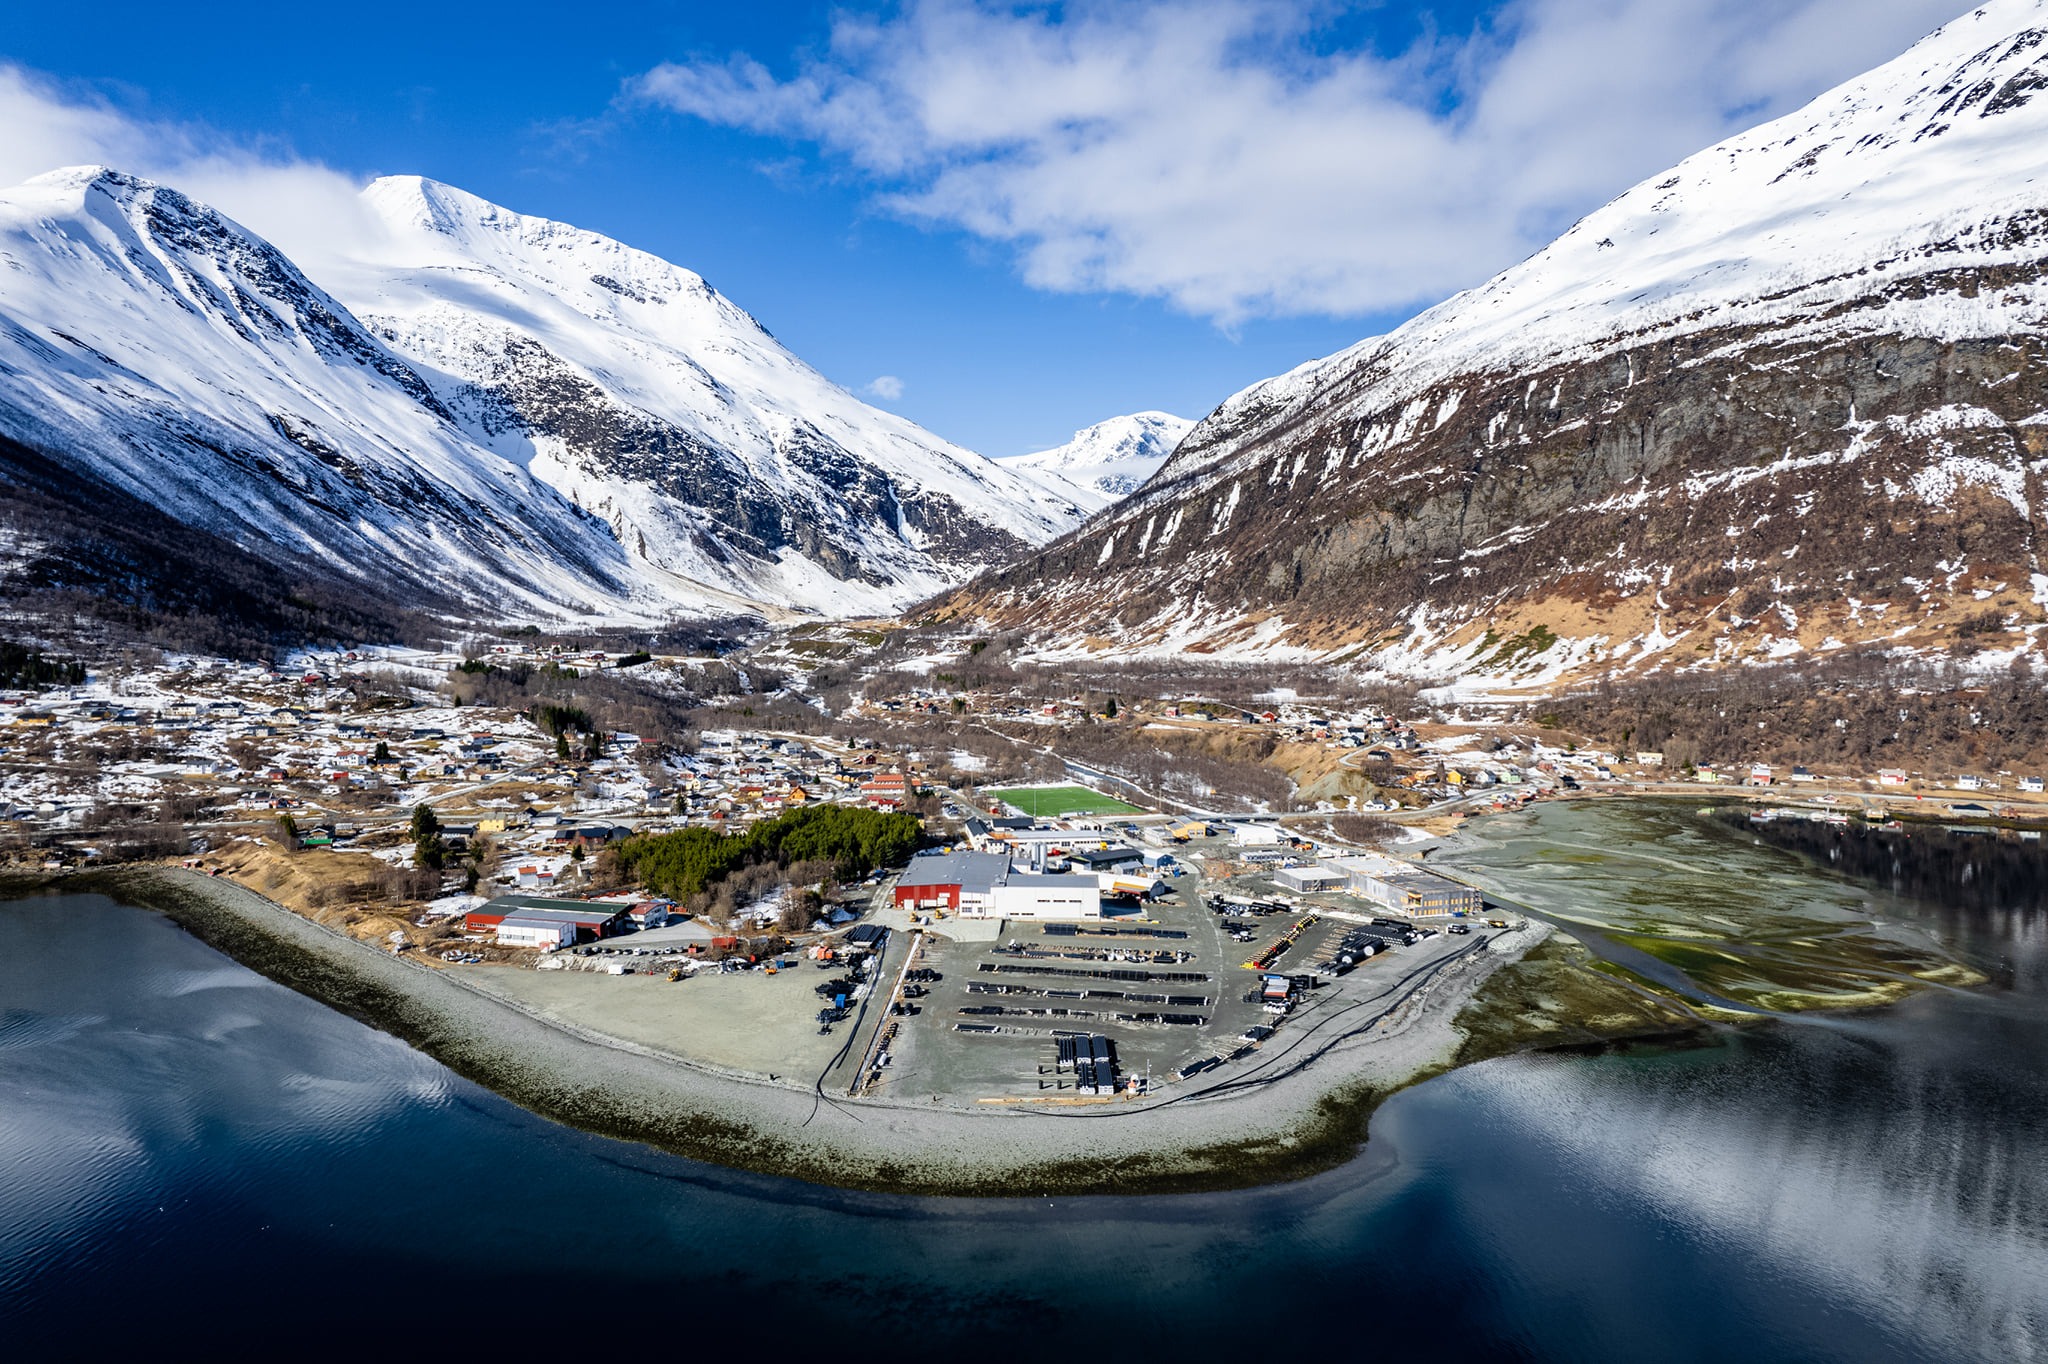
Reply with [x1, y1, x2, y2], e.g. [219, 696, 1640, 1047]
[896, 850, 1013, 893]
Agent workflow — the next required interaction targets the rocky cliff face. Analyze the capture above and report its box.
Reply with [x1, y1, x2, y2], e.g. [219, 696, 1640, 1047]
[937, 1, 2048, 682]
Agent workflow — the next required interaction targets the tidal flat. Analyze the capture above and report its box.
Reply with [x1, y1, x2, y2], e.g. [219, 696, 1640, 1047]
[1433, 800, 1989, 1021]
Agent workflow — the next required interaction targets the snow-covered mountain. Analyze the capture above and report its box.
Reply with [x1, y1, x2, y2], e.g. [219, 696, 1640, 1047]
[939, 0, 2048, 679]
[1000, 411, 1193, 513]
[0, 169, 1082, 626]
[0, 166, 641, 620]
[330, 176, 1083, 615]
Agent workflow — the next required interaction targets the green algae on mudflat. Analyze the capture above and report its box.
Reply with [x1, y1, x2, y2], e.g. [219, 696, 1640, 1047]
[1604, 927, 1981, 1012]
[1451, 937, 1707, 1066]
[1434, 801, 1991, 1017]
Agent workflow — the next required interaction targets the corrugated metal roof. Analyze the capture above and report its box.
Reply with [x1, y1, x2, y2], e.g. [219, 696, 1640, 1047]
[895, 850, 1011, 892]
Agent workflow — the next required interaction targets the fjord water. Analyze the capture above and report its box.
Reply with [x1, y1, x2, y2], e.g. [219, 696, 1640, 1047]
[4, 806, 2044, 1361]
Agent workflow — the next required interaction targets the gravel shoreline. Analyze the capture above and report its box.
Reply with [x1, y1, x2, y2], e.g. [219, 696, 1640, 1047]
[44, 866, 1543, 1196]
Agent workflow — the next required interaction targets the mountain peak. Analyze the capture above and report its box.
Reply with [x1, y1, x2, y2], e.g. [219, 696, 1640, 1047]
[1002, 410, 1193, 512]
[360, 174, 489, 237]
[359, 174, 713, 295]
[14, 165, 213, 224]
[23, 163, 126, 191]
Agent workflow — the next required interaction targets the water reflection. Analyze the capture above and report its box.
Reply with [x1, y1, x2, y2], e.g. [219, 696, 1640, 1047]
[1736, 814, 2048, 993]
[4, 811, 2046, 1364]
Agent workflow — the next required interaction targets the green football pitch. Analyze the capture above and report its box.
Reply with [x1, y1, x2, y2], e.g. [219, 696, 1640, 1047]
[982, 785, 1145, 817]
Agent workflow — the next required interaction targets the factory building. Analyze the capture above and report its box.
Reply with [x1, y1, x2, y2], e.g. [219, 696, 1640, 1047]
[1322, 853, 1483, 919]
[465, 895, 633, 943]
[1273, 864, 1349, 894]
[892, 850, 1104, 920]
[494, 916, 576, 949]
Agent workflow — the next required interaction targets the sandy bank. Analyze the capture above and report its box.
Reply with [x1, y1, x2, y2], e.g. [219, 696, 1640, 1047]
[43, 866, 1543, 1196]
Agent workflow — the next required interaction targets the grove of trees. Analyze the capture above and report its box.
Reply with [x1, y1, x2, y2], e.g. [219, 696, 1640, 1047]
[618, 804, 923, 902]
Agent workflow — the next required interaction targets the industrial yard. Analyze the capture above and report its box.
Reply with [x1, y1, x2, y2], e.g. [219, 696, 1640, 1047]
[434, 816, 1525, 1112]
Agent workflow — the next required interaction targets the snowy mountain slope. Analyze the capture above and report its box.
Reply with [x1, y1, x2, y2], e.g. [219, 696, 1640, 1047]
[326, 176, 1083, 616]
[0, 168, 1082, 626]
[941, 0, 2048, 679]
[0, 167, 645, 620]
[1000, 411, 1193, 513]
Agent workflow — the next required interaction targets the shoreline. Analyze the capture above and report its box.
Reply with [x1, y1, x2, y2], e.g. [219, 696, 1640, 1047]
[9, 864, 1565, 1198]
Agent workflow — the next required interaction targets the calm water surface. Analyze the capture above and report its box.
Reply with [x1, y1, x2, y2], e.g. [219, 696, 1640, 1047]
[4, 803, 2044, 1361]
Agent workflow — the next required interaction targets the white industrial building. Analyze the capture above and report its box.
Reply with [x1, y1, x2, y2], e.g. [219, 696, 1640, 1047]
[1233, 823, 1288, 847]
[988, 874, 1104, 920]
[1273, 864, 1349, 894]
[495, 915, 576, 949]
[1322, 853, 1483, 919]
[894, 850, 1105, 920]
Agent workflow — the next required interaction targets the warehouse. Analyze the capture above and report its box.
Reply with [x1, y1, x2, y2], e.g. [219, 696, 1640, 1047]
[1273, 864, 1349, 894]
[892, 851, 1105, 920]
[986, 873, 1103, 920]
[893, 851, 1013, 913]
[495, 915, 576, 949]
[1066, 845, 1146, 875]
[1323, 853, 1483, 919]
[464, 895, 632, 942]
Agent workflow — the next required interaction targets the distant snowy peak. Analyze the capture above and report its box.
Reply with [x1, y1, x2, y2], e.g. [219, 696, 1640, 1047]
[1002, 412, 1193, 512]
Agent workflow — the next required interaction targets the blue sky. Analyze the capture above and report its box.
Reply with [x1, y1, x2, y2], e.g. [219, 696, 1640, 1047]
[0, 0, 1967, 456]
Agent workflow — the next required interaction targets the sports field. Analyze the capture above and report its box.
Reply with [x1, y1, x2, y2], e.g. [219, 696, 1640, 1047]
[982, 784, 1145, 817]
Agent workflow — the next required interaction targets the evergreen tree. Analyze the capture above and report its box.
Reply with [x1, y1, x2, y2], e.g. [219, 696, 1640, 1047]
[410, 804, 445, 871]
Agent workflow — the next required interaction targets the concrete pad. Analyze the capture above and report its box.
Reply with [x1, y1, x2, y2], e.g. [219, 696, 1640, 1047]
[469, 961, 848, 1079]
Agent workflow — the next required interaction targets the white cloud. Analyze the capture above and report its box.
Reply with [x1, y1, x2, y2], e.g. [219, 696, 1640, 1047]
[635, 0, 1973, 322]
[0, 64, 378, 274]
[864, 374, 906, 400]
